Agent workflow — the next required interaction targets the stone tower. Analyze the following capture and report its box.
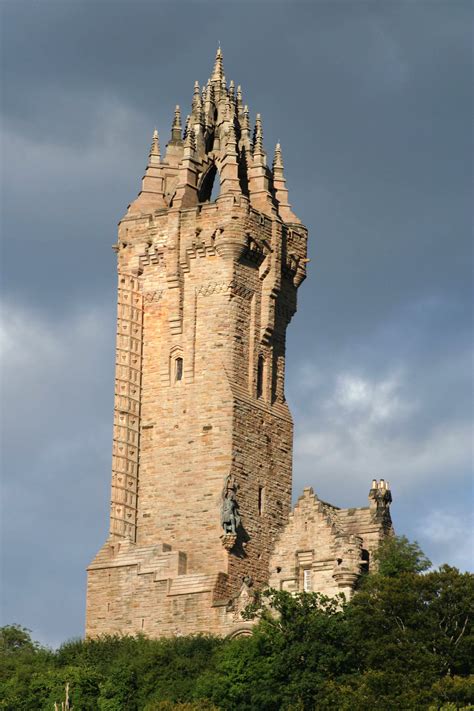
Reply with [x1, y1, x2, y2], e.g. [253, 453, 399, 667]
[86, 48, 308, 638]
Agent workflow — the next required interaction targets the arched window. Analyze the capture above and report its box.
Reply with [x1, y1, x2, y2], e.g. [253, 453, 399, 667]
[257, 355, 264, 399]
[175, 357, 183, 382]
[169, 347, 184, 385]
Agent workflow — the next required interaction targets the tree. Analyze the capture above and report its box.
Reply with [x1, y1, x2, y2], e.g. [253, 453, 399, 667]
[0, 625, 38, 655]
[197, 590, 356, 711]
[373, 534, 431, 577]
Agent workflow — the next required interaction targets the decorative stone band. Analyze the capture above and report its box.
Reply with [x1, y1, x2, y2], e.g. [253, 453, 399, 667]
[196, 280, 254, 300]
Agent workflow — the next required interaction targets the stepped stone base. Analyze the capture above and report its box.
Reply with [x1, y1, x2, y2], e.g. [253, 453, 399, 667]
[86, 537, 254, 638]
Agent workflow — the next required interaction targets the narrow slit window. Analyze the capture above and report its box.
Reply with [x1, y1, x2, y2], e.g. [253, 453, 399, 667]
[258, 486, 265, 515]
[303, 568, 312, 592]
[257, 355, 264, 399]
[175, 357, 183, 382]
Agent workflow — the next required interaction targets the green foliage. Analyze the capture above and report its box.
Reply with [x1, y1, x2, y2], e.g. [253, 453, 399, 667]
[144, 702, 220, 710]
[198, 590, 356, 710]
[1, 537, 473, 711]
[0, 625, 39, 655]
[373, 533, 432, 576]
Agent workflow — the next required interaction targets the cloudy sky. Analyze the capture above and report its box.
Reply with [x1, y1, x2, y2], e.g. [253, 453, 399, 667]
[1, 0, 472, 647]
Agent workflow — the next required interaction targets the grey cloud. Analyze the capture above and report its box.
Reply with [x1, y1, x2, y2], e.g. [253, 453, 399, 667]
[1, 302, 113, 645]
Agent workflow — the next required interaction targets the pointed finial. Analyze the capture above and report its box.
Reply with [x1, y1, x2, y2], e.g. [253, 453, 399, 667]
[192, 80, 203, 122]
[171, 105, 182, 141]
[173, 105, 181, 129]
[150, 128, 160, 158]
[273, 142, 283, 170]
[236, 85, 243, 113]
[239, 104, 251, 150]
[211, 44, 224, 83]
[253, 113, 264, 155]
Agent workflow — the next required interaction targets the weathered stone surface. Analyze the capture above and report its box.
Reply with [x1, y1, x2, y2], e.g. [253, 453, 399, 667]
[86, 49, 392, 640]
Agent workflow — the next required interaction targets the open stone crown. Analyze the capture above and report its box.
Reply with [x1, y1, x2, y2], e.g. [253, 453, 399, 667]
[129, 46, 301, 227]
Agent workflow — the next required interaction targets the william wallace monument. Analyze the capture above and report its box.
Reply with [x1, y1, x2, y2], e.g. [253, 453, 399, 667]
[86, 49, 393, 638]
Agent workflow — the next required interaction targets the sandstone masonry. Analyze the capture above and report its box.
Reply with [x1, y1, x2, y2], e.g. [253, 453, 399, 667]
[86, 49, 393, 639]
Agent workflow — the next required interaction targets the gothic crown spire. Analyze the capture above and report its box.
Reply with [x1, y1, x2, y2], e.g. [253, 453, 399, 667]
[129, 46, 301, 223]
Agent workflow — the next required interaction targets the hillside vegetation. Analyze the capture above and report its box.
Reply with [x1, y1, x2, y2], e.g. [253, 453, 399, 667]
[1, 537, 473, 710]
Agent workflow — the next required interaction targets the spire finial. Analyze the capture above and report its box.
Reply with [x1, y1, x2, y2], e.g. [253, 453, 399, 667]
[173, 105, 181, 129]
[192, 80, 203, 122]
[273, 142, 283, 170]
[171, 105, 182, 141]
[236, 85, 243, 114]
[211, 44, 224, 83]
[150, 128, 160, 159]
[253, 113, 264, 156]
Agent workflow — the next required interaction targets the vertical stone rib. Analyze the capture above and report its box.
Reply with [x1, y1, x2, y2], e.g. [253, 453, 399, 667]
[248, 293, 256, 394]
[110, 273, 143, 540]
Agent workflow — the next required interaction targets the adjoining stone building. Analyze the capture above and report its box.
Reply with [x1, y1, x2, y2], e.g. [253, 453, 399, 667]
[86, 48, 393, 639]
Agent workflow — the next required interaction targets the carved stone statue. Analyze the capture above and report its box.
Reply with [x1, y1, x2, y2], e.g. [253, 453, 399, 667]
[221, 475, 241, 535]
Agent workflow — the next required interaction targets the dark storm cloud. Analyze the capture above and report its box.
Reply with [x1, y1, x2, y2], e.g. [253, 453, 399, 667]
[1, 0, 472, 645]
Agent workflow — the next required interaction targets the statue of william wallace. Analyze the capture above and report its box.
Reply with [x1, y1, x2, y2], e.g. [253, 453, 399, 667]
[221, 475, 241, 535]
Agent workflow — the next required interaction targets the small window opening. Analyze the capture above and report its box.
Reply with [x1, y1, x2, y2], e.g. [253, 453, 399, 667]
[258, 486, 265, 515]
[303, 568, 312, 592]
[257, 355, 264, 399]
[361, 549, 370, 573]
[175, 357, 183, 382]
